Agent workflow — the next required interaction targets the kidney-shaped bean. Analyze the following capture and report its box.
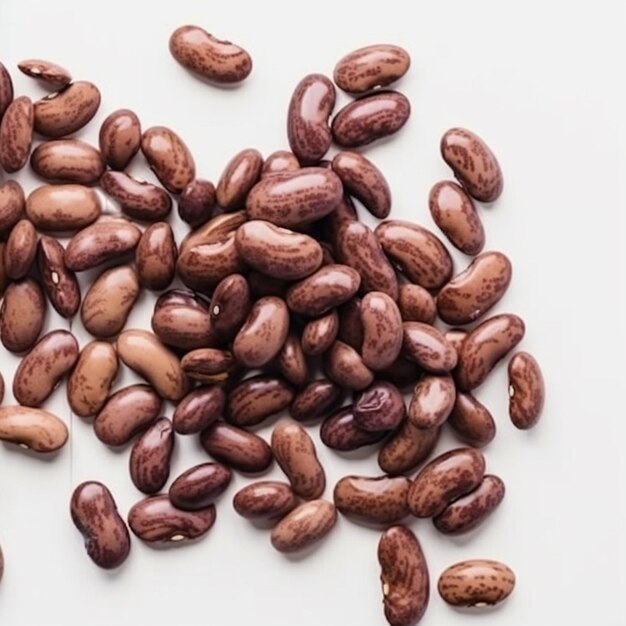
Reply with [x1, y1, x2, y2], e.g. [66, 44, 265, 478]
[18, 58, 71, 89]
[173, 386, 225, 435]
[448, 392, 496, 448]
[0, 96, 34, 173]
[233, 481, 298, 520]
[290, 379, 343, 422]
[321, 406, 387, 451]
[360, 291, 403, 371]
[227, 376, 294, 427]
[508, 351, 544, 430]
[0, 406, 68, 452]
[402, 322, 457, 373]
[216, 148, 263, 210]
[27, 184, 101, 232]
[169, 462, 232, 511]
[354, 380, 405, 432]
[325, 340, 374, 391]
[378, 420, 440, 476]
[30, 139, 104, 184]
[99, 108, 141, 170]
[129, 418, 175, 494]
[0, 278, 46, 353]
[408, 374, 456, 430]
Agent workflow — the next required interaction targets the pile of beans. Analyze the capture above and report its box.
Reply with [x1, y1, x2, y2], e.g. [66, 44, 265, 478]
[0, 25, 545, 625]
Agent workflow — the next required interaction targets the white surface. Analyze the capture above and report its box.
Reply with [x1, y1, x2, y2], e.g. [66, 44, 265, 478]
[0, 0, 625, 624]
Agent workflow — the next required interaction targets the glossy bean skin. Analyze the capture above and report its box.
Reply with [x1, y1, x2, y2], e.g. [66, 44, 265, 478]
[0, 96, 33, 173]
[508, 351, 544, 429]
[169, 25, 252, 84]
[227, 376, 294, 427]
[216, 148, 263, 210]
[136, 222, 177, 290]
[210, 273, 251, 340]
[448, 392, 495, 447]
[441, 128, 503, 202]
[33, 81, 100, 138]
[456, 314, 525, 391]
[94, 384, 162, 447]
[277, 333, 309, 387]
[30, 139, 104, 184]
[407, 448, 485, 518]
[233, 481, 298, 520]
[18, 58, 72, 89]
[378, 420, 440, 476]
[246, 167, 343, 228]
[173, 386, 225, 435]
[287, 73, 335, 164]
[270, 499, 337, 553]
[332, 151, 391, 218]
[129, 418, 175, 494]
[437, 251, 512, 325]
[141, 126, 195, 194]
[13, 330, 79, 407]
[433, 474, 505, 535]
[321, 406, 387, 451]
[402, 322, 458, 374]
[70, 482, 130, 569]
[0, 180, 25, 234]
[128, 495, 216, 544]
[181, 348, 238, 383]
[360, 291, 403, 371]
[290, 379, 343, 421]
[0, 62, 14, 120]
[180, 210, 245, 253]
[438, 560, 515, 608]
[334, 475, 410, 524]
[67, 341, 119, 417]
[325, 340, 374, 391]
[170, 462, 232, 510]
[271, 420, 325, 500]
[338, 298, 363, 350]
[5, 219, 37, 279]
[99, 108, 141, 170]
[429, 181, 484, 255]
[201, 422, 273, 473]
[262, 150, 300, 177]
[26, 184, 100, 232]
[398, 284, 437, 324]
[178, 179, 216, 226]
[408, 375, 456, 430]
[354, 381, 405, 432]
[378, 525, 429, 626]
[301, 310, 339, 356]
[0, 278, 46, 353]
[0, 406, 68, 452]
[334, 44, 410, 93]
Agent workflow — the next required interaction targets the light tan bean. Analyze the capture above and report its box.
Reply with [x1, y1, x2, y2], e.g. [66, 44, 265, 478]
[277, 333, 309, 387]
[325, 340, 374, 390]
[0, 406, 68, 452]
[398, 284, 437, 324]
[402, 322, 457, 373]
[0, 278, 46, 353]
[408, 374, 456, 430]
[448, 392, 496, 447]
[30, 139, 104, 184]
[26, 184, 101, 231]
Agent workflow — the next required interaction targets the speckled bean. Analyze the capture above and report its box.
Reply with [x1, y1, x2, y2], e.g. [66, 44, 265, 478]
[0, 96, 33, 173]
[178, 179, 216, 227]
[0, 406, 68, 452]
[216, 148, 263, 210]
[210, 273, 251, 340]
[26, 184, 100, 231]
[398, 284, 437, 324]
[408, 374, 456, 430]
[18, 58, 72, 89]
[301, 310, 339, 356]
[508, 351, 544, 429]
[378, 419, 440, 476]
[0, 62, 12, 120]
[0, 278, 46, 353]
[98, 108, 141, 170]
[170, 462, 232, 510]
[0, 180, 25, 234]
[30, 139, 104, 184]
[5, 219, 37, 279]
[129, 418, 175, 494]
[290, 379, 343, 422]
[448, 392, 496, 447]
[181, 348, 238, 383]
[321, 406, 387, 451]
[360, 291, 403, 371]
[261, 150, 300, 177]
[402, 322, 457, 373]
[277, 333, 309, 387]
[136, 222, 177, 290]
[325, 340, 374, 390]
[227, 376, 294, 427]
[173, 386, 225, 435]
[233, 481, 298, 520]
[354, 380, 405, 432]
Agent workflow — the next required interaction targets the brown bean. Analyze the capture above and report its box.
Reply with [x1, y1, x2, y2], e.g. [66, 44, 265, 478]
[100, 171, 172, 222]
[336, 220, 399, 299]
[5, 219, 37, 279]
[287, 73, 335, 164]
[200, 421, 273, 473]
[334, 43, 410, 93]
[180, 209, 246, 253]
[441, 128, 503, 202]
[216, 148, 263, 210]
[375, 220, 453, 290]
[129, 418, 175, 494]
[332, 151, 391, 219]
[0, 278, 46, 353]
[301, 310, 339, 356]
[360, 291, 403, 371]
[320, 191, 358, 248]
[429, 180, 484, 255]
[0, 96, 33, 173]
[262, 150, 300, 177]
[433, 474, 505, 535]
[70, 482, 130, 569]
[94, 384, 162, 447]
[141, 126, 195, 194]
[402, 322, 457, 373]
[170, 462, 232, 510]
[448, 392, 495, 447]
[233, 481, 298, 520]
[407, 447, 485, 518]
[210, 273, 251, 340]
[0, 180, 25, 234]
[233, 296, 289, 368]
[227, 376, 294, 427]
[354, 381, 405, 432]
[0, 406, 68, 452]
[271, 420, 325, 500]
[117, 329, 189, 401]
[30, 139, 104, 184]
[377, 357, 423, 390]
[398, 284, 437, 324]
[98, 108, 141, 170]
[173, 386, 225, 435]
[270, 499, 337, 553]
[334, 475, 410, 524]
[444, 328, 468, 353]
[178, 179, 216, 226]
[181, 348, 238, 383]
[290, 379, 343, 422]
[26, 184, 100, 232]
[321, 406, 387, 451]
[169, 25, 252, 84]
[508, 351, 544, 429]
[0, 62, 12, 120]
[337, 298, 363, 350]
[276, 334, 307, 387]
[456, 313, 525, 391]
[128, 495, 216, 544]
[33, 81, 100, 138]
[378, 525, 429, 626]
[325, 340, 374, 390]
[378, 419, 440, 476]
[18, 58, 72, 89]
[332, 90, 410, 147]
[408, 374, 456, 430]
[67, 341, 118, 417]
[136, 222, 177, 290]
[13, 330, 79, 407]
[246, 167, 343, 228]
[438, 560, 515, 607]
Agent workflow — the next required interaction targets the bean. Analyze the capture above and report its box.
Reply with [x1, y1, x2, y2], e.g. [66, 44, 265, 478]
[334, 475, 410, 524]
[360, 291, 403, 370]
[0, 180, 25, 234]
[248, 270, 289, 298]
[334, 44, 410, 93]
[444, 328, 467, 353]
[290, 379, 343, 422]
[378, 419, 439, 476]
[129, 418, 175, 494]
[508, 351, 544, 429]
[128, 495, 216, 543]
[210, 273, 251, 340]
[18, 58, 72, 89]
[441, 127, 503, 202]
[332, 91, 410, 147]
[233, 481, 298, 520]
[301, 310, 339, 356]
[5, 219, 37, 280]
[354, 381, 405, 432]
[136, 222, 177, 290]
[181, 348, 238, 383]
[337, 298, 363, 350]
[402, 322, 457, 373]
[325, 340, 374, 390]
[30, 139, 104, 184]
[0, 62, 14, 120]
[438, 560, 515, 607]
[178, 179, 216, 226]
[169, 25, 252, 84]
[408, 374, 456, 430]
[447, 392, 496, 447]
[227, 376, 294, 427]
[170, 462, 232, 511]
[321, 406, 387, 451]
[180, 210, 245, 253]
[378, 525, 429, 626]
[70, 481, 130, 569]
[216, 148, 263, 210]
[13, 330, 79, 407]
[98, 108, 141, 170]
[398, 284, 437, 324]
[262, 150, 300, 177]
[26, 184, 100, 231]
[0, 96, 33, 173]
[0, 278, 46, 353]
[0, 406, 68, 452]
[270, 499, 337, 553]
[173, 386, 225, 435]
[276, 333, 308, 387]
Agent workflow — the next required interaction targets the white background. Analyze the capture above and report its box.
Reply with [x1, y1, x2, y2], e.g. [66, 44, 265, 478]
[0, 0, 624, 624]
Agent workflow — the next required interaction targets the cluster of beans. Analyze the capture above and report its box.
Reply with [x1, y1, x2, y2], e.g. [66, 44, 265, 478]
[0, 25, 544, 625]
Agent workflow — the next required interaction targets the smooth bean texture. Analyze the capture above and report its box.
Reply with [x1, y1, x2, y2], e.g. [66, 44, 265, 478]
[170, 463, 232, 510]
[0, 406, 68, 452]
[129, 418, 175, 494]
[233, 481, 298, 520]
[508, 351, 544, 429]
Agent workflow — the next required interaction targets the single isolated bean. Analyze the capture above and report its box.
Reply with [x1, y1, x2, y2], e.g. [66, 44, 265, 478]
[408, 374, 456, 430]
[18, 58, 72, 89]
[447, 392, 496, 448]
[360, 291, 403, 371]
[290, 379, 343, 422]
[5, 219, 37, 280]
[170, 462, 232, 510]
[98, 108, 141, 170]
[262, 150, 300, 177]
[178, 179, 216, 226]
[378, 420, 440, 476]
[354, 380, 405, 432]
[129, 418, 175, 494]
[321, 406, 387, 451]
[0, 180, 25, 234]
[508, 351, 545, 429]
[27, 184, 100, 232]
[30, 139, 104, 184]
[398, 284, 437, 324]
[277, 333, 309, 387]
[0, 406, 68, 452]
[325, 340, 374, 391]
[227, 376, 294, 427]
[233, 481, 298, 520]
[173, 386, 225, 435]
[136, 221, 177, 290]
[0, 278, 46, 353]
[0, 96, 33, 173]
[216, 148, 263, 210]
[402, 322, 457, 373]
